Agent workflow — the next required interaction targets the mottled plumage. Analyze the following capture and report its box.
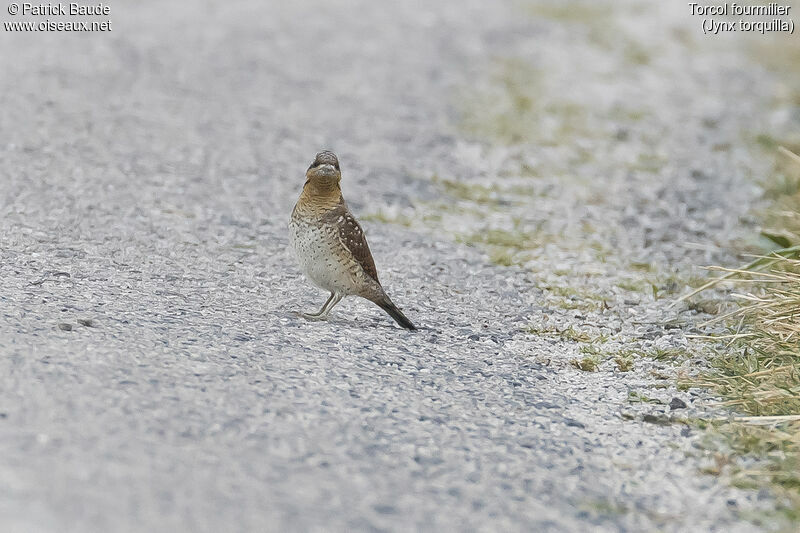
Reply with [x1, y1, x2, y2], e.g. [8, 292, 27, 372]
[289, 151, 416, 330]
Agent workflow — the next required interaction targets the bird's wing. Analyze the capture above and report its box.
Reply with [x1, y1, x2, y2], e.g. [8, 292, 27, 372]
[323, 202, 379, 283]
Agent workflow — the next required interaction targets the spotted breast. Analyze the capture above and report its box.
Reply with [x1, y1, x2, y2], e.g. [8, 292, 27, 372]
[289, 201, 377, 297]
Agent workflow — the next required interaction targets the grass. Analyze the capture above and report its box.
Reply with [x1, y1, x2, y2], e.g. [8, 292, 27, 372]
[375, 20, 797, 520]
[687, 299, 721, 315]
[685, 146, 800, 517]
[365, 175, 557, 268]
[459, 228, 539, 250]
[547, 285, 608, 312]
[546, 285, 603, 300]
[527, 323, 608, 344]
[569, 344, 640, 372]
[760, 146, 800, 248]
[617, 278, 648, 293]
[456, 228, 535, 266]
[698, 257, 800, 414]
[433, 175, 539, 205]
[628, 391, 663, 405]
[698, 421, 800, 525]
[459, 58, 596, 146]
[648, 347, 690, 362]
[576, 498, 629, 517]
[488, 249, 517, 267]
[579, 344, 603, 356]
[570, 355, 600, 372]
[456, 222, 560, 267]
[614, 353, 634, 372]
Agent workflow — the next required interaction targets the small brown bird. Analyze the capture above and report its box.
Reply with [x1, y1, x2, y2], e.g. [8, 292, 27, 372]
[289, 151, 416, 330]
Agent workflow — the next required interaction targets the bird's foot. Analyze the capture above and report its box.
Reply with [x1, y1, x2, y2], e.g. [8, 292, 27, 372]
[299, 312, 328, 322]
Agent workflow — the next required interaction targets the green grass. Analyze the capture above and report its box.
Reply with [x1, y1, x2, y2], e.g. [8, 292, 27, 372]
[648, 347, 690, 362]
[456, 225, 559, 267]
[459, 228, 539, 249]
[545, 285, 608, 312]
[628, 391, 663, 405]
[617, 278, 648, 293]
[488, 249, 517, 267]
[576, 498, 629, 517]
[579, 344, 603, 356]
[433, 175, 539, 205]
[526, 323, 607, 344]
[551, 297, 606, 312]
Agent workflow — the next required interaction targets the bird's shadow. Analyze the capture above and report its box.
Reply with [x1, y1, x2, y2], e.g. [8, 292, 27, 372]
[289, 310, 435, 334]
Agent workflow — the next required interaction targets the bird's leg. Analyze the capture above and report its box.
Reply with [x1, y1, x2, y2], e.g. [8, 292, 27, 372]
[302, 292, 343, 321]
[303, 292, 335, 319]
[317, 293, 343, 319]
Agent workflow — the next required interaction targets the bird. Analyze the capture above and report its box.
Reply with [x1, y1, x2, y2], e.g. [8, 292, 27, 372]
[288, 151, 416, 330]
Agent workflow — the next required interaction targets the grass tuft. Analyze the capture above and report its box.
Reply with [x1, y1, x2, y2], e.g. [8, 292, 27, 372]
[614, 353, 635, 372]
[571, 355, 600, 372]
[701, 257, 800, 415]
[691, 146, 800, 514]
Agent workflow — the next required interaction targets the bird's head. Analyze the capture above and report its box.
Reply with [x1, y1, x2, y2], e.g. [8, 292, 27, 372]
[305, 151, 341, 186]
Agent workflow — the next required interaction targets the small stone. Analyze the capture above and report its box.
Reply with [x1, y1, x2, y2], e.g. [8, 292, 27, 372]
[565, 418, 585, 429]
[643, 414, 672, 426]
[669, 397, 687, 410]
[58, 323, 73, 331]
[77, 318, 95, 327]
[373, 504, 397, 515]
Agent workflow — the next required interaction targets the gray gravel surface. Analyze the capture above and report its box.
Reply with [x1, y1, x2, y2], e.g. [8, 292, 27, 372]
[0, 1, 792, 532]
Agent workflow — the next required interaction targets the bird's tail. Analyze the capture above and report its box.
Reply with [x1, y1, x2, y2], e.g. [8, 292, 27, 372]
[375, 296, 416, 330]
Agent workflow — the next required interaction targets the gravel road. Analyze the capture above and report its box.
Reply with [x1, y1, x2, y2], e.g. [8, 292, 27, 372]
[0, 1, 791, 531]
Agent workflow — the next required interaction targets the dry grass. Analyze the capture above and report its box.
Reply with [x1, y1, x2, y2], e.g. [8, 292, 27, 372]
[700, 258, 800, 415]
[688, 147, 800, 517]
[614, 353, 634, 372]
[570, 355, 600, 372]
